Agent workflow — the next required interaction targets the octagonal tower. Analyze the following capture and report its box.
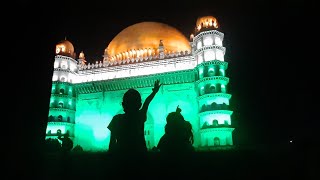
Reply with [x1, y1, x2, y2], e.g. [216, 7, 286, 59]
[192, 16, 234, 149]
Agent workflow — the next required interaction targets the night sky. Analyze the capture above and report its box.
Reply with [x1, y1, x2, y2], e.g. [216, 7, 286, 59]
[10, 0, 310, 152]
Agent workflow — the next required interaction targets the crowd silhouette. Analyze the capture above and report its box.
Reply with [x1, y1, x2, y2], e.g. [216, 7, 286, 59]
[107, 79, 195, 156]
[105, 79, 195, 177]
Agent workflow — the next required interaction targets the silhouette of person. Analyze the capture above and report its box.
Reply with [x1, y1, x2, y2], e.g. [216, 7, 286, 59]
[107, 80, 162, 155]
[58, 132, 73, 152]
[157, 106, 194, 154]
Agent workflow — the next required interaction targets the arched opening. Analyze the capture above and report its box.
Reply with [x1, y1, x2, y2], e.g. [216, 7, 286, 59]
[67, 117, 70, 122]
[58, 102, 64, 108]
[212, 120, 218, 127]
[59, 88, 65, 94]
[57, 115, 63, 121]
[57, 129, 62, 135]
[202, 122, 209, 128]
[48, 115, 54, 122]
[214, 137, 220, 146]
[209, 85, 216, 93]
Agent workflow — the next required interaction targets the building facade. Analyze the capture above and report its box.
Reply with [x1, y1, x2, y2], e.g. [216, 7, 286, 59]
[46, 16, 235, 151]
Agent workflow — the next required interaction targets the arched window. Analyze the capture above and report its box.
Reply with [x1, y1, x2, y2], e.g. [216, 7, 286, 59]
[58, 102, 64, 108]
[208, 69, 215, 77]
[202, 122, 209, 128]
[212, 120, 218, 127]
[214, 137, 220, 146]
[57, 115, 62, 121]
[201, 104, 206, 112]
[67, 117, 70, 122]
[48, 115, 54, 122]
[209, 85, 215, 93]
[59, 89, 64, 94]
[57, 129, 62, 135]
[60, 77, 66, 82]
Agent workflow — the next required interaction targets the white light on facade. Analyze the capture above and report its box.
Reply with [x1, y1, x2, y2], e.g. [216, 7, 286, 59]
[197, 41, 202, 49]
[204, 50, 215, 61]
[203, 36, 213, 46]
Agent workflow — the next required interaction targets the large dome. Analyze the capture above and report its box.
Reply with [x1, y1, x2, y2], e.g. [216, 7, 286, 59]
[105, 22, 191, 62]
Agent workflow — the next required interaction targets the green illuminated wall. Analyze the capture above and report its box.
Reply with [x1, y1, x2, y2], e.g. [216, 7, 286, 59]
[73, 83, 199, 151]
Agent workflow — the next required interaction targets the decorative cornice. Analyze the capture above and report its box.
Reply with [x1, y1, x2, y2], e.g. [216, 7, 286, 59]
[55, 55, 78, 64]
[52, 81, 73, 86]
[194, 45, 226, 55]
[195, 76, 229, 84]
[47, 122, 75, 126]
[200, 127, 234, 133]
[193, 30, 224, 42]
[195, 60, 228, 70]
[75, 69, 196, 94]
[198, 110, 233, 117]
[78, 55, 194, 72]
[197, 93, 232, 100]
[51, 94, 76, 99]
[53, 68, 77, 74]
[49, 108, 76, 113]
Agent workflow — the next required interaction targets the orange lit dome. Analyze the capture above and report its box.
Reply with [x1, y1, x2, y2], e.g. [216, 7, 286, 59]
[105, 22, 191, 62]
[55, 39, 75, 58]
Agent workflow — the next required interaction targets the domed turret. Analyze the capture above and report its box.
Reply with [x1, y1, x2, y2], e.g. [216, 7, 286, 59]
[195, 16, 219, 34]
[55, 39, 76, 58]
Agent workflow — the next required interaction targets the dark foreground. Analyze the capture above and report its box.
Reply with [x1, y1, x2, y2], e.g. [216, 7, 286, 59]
[9, 144, 319, 179]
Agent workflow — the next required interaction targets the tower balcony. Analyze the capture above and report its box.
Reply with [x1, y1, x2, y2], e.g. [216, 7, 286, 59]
[197, 93, 231, 101]
[200, 127, 234, 132]
[195, 60, 228, 70]
[49, 107, 76, 113]
[46, 122, 75, 137]
[50, 93, 75, 98]
[195, 76, 229, 85]
[199, 127, 235, 147]
[198, 110, 233, 128]
[199, 103, 230, 113]
[199, 110, 233, 117]
[194, 45, 226, 56]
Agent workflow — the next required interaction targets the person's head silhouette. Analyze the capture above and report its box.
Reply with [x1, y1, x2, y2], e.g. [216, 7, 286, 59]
[122, 88, 142, 113]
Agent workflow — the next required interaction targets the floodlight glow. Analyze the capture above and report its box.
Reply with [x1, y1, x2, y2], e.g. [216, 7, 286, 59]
[45, 19, 235, 152]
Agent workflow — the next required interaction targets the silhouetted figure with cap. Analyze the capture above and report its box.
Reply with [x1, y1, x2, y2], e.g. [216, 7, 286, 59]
[157, 106, 195, 154]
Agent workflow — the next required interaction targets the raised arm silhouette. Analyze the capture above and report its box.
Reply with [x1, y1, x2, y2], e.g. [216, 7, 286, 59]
[107, 80, 162, 155]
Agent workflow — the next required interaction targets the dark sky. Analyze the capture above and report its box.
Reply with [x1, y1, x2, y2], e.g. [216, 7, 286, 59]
[10, 0, 310, 150]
